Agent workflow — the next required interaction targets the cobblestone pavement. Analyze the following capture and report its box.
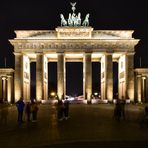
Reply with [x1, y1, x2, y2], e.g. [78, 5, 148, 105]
[0, 103, 148, 148]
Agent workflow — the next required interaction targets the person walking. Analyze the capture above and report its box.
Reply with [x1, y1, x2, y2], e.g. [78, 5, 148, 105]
[31, 100, 39, 122]
[16, 98, 25, 124]
[63, 97, 70, 120]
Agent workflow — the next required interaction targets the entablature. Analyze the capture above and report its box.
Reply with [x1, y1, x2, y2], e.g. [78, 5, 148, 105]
[9, 39, 139, 52]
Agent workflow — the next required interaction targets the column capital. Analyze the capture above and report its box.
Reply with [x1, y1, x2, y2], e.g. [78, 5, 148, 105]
[35, 52, 43, 55]
[7, 75, 12, 78]
[124, 52, 135, 56]
[142, 76, 147, 80]
[57, 52, 64, 55]
[2, 77, 7, 80]
[136, 74, 142, 78]
[105, 52, 113, 55]
[13, 52, 22, 56]
[84, 52, 92, 56]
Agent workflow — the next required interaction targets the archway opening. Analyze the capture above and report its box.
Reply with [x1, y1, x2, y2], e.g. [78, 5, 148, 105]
[92, 62, 101, 98]
[66, 62, 83, 97]
[30, 62, 36, 99]
[113, 62, 118, 99]
[48, 62, 57, 99]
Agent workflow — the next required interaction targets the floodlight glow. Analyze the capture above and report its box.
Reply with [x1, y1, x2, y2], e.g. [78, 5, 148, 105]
[51, 92, 56, 97]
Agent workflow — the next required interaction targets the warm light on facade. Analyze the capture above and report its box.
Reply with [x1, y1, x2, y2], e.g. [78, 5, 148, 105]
[51, 92, 56, 97]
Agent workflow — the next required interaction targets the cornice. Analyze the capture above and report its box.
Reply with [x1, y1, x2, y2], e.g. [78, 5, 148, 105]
[9, 39, 139, 50]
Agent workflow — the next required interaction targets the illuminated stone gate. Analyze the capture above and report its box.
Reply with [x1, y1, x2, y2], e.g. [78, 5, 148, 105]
[8, 2, 140, 103]
[9, 27, 139, 102]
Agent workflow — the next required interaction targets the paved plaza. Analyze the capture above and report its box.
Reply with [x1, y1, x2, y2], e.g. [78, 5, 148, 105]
[0, 103, 148, 148]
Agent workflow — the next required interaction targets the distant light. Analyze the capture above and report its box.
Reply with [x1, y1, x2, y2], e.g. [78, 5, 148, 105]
[51, 92, 56, 97]
[94, 92, 98, 96]
[67, 97, 75, 101]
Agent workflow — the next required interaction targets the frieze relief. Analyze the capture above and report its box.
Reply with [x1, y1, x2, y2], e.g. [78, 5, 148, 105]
[59, 32, 90, 38]
[12, 41, 137, 50]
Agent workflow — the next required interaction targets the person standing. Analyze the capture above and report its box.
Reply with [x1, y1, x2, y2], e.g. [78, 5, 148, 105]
[120, 97, 126, 120]
[31, 100, 39, 122]
[114, 98, 122, 121]
[57, 99, 64, 121]
[63, 97, 70, 120]
[25, 101, 31, 122]
[16, 98, 25, 124]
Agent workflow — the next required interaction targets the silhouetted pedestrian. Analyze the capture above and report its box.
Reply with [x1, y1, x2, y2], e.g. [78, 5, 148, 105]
[114, 99, 122, 121]
[57, 99, 64, 121]
[63, 97, 70, 120]
[31, 100, 39, 122]
[120, 97, 126, 120]
[25, 101, 31, 122]
[16, 98, 25, 124]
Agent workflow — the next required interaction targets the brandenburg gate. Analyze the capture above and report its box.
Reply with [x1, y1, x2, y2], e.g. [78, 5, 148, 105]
[8, 3, 139, 103]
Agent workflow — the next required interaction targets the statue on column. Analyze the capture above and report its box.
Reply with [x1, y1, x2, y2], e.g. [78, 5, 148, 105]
[82, 13, 90, 26]
[71, 13, 77, 26]
[60, 14, 67, 26]
[68, 13, 73, 26]
[77, 12, 81, 26]
[60, 2, 90, 27]
[70, 2, 77, 13]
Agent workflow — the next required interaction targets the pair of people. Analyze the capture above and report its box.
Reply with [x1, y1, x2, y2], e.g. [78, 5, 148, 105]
[57, 97, 70, 121]
[16, 98, 39, 124]
[25, 100, 39, 122]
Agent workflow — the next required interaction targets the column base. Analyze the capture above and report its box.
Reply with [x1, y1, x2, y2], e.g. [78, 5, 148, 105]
[87, 100, 92, 104]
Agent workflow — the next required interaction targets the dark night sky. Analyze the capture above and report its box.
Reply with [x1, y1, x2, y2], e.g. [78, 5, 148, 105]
[0, 0, 148, 96]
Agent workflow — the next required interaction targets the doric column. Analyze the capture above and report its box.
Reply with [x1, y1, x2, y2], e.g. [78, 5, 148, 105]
[36, 53, 48, 101]
[118, 53, 134, 101]
[36, 53, 43, 101]
[142, 76, 146, 102]
[146, 77, 148, 102]
[0, 77, 2, 102]
[57, 53, 65, 100]
[101, 54, 113, 101]
[64, 58, 66, 99]
[83, 53, 92, 103]
[126, 54, 135, 101]
[22, 55, 30, 101]
[7, 76, 13, 103]
[43, 55, 48, 100]
[2, 77, 7, 102]
[136, 75, 142, 102]
[14, 53, 23, 101]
